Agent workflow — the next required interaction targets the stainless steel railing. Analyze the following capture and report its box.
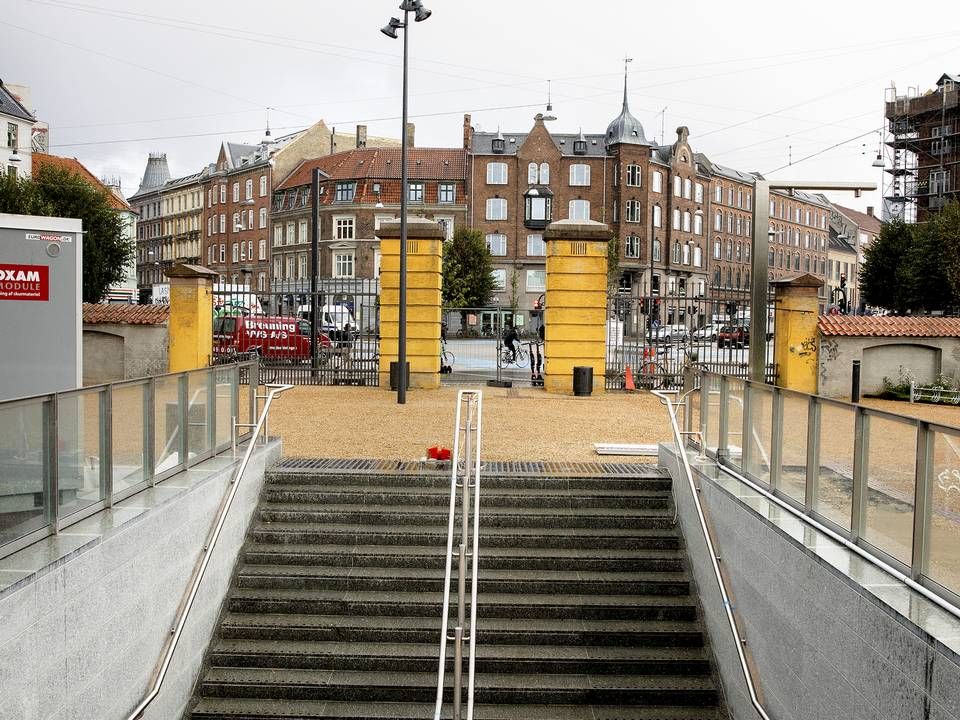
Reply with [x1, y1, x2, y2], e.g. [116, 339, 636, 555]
[434, 390, 483, 720]
[126, 382, 293, 720]
[653, 388, 772, 720]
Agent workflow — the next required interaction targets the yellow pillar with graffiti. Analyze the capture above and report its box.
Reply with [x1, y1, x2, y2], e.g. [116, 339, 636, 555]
[166, 264, 219, 373]
[377, 217, 444, 390]
[543, 219, 609, 395]
[772, 273, 822, 394]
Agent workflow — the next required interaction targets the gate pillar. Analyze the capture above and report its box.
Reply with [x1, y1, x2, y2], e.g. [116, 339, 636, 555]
[771, 273, 822, 394]
[166, 263, 219, 372]
[377, 217, 444, 390]
[543, 219, 610, 395]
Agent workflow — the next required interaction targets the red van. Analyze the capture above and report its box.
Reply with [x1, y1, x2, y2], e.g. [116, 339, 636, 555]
[213, 316, 332, 360]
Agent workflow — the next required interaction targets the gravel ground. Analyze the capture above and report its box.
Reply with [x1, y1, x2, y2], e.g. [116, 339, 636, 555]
[269, 386, 669, 463]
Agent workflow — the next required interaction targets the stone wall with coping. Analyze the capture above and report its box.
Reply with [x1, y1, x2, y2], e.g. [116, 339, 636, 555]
[83, 322, 169, 384]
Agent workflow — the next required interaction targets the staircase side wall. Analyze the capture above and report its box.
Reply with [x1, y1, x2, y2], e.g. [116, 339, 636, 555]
[662, 443, 960, 720]
[0, 441, 281, 720]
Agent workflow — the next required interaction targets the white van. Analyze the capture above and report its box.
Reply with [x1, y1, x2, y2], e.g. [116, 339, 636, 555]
[297, 304, 357, 335]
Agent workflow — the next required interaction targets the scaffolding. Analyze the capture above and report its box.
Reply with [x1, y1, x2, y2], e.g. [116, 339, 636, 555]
[883, 75, 960, 223]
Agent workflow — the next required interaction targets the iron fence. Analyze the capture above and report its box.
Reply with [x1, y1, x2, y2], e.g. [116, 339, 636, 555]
[442, 307, 545, 386]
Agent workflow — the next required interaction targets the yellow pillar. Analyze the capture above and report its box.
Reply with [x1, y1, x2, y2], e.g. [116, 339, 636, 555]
[377, 217, 443, 390]
[772, 273, 822, 394]
[543, 219, 609, 395]
[166, 264, 219, 373]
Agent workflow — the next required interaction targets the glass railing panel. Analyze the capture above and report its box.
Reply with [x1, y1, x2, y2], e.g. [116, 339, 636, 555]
[57, 390, 105, 519]
[863, 414, 917, 565]
[704, 374, 721, 454]
[815, 402, 855, 530]
[780, 392, 809, 504]
[0, 399, 48, 548]
[745, 384, 774, 485]
[154, 375, 182, 474]
[927, 428, 960, 596]
[112, 383, 146, 495]
[187, 370, 211, 459]
[726, 378, 745, 471]
[214, 367, 234, 450]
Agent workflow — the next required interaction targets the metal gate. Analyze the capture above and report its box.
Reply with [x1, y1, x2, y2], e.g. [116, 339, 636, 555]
[212, 279, 380, 386]
[605, 286, 776, 390]
[441, 306, 545, 387]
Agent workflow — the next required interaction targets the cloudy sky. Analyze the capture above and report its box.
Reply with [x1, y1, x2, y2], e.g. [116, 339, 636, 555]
[4, 0, 958, 212]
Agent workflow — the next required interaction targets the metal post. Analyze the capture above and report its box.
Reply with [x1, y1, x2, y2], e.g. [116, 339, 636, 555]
[717, 375, 730, 463]
[452, 625, 463, 720]
[179, 373, 190, 469]
[850, 408, 870, 541]
[397, 5, 410, 404]
[911, 422, 933, 581]
[311, 167, 321, 377]
[145, 379, 156, 484]
[47, 394, 60, 533]
[805, 397, 820, 514]
[749, 181, 771, 383]
[851, 360, 861, 404]
[102, 386, 114, 508]
[769, 389, 784, 490]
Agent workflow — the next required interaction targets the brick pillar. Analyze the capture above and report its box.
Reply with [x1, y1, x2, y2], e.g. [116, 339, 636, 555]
[543, 219, 610, 395]
[377, 217, 443, 390]
[165, 263, 219, 373]
[772, 273, 823, 394]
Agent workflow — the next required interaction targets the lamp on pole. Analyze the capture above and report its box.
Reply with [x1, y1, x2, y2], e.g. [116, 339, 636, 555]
[381, 0, 431, 404]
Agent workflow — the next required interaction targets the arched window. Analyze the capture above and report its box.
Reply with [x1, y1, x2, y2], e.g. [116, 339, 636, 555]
[682, 210, 691, 232]
[726, 240, 733, 260]
[735, 269, 741, 288]
[652, 204, 662, 228]
[744, 270, 750, 286]
[736, 242, 742, 262]
[713, 239, 721, 259]
[652, 239, 662, 262]
[539, 163, 550, 184]
[716, 211, 723, 231]
[672, 242, 682, 263]
[527, 163, 538, 184]
[694, 212, 703, 236]
[714, 267, 721, 285]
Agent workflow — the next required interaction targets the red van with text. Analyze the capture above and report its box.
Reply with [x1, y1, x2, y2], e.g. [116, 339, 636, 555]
[214, 316, 331, 360]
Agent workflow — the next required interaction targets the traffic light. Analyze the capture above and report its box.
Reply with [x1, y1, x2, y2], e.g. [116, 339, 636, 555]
[840, 273, 847, 290]
[640, 298, 648, 314]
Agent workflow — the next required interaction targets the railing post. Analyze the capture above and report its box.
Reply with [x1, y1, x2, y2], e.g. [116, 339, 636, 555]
[741, 382, 753, 475]
[850, 408, 870, 542]
[911, 421, 933, 581]
[207, 368, 217, 456]
[46, 394, 60, 533]
[699, 371, 709, 451]
[102, 386, 114, 508]
[452, 625, 464, 720]
[145, 378, 156, 484]
[769, 388, 784, 491]
[805, 396, 820, 514]
[718, 375, 730, 464]
[179, 373, 190, 469]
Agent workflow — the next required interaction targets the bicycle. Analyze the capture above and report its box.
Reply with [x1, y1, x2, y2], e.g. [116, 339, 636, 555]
[440, 338, 455, 370]
[498, 344, 528, 368]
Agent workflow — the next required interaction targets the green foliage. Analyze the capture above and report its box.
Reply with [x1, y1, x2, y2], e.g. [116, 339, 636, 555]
[442, 226, 495, 308]
[607, 234, 620, 287]
[0, 164, 133, 303]
[860, 219, 914, 313]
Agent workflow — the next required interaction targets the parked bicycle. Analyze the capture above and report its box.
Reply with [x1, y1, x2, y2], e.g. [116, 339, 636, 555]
[498, 344, 528, 368]
[440, 338, 455, 371]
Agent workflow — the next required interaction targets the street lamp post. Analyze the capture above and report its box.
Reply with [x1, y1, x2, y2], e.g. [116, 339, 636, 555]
[749, 180, 875, 382]
[382, 0, 431, 404]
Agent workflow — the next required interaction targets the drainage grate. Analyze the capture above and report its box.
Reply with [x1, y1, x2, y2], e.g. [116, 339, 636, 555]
[273, 457, 665, 477]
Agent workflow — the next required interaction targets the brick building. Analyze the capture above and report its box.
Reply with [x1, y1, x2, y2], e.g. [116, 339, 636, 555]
[270, 146, 467, 298]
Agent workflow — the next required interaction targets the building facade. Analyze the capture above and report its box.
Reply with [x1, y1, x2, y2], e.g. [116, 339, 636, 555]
[0, 81, 37, 178]
[827, 203, 881, 313]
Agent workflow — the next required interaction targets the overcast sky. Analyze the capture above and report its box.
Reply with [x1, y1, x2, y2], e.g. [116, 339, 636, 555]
[4, 0, 959, 212]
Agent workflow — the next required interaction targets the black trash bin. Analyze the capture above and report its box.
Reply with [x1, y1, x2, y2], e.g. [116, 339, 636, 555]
[573, 366, 593, 396]
[389, 361, 410, 391]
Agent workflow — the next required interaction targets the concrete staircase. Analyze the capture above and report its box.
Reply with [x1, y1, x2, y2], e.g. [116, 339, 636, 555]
[188, 462, 727, 719]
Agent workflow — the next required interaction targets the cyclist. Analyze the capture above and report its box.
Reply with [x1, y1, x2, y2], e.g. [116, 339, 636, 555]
[503, 320, 520, 363]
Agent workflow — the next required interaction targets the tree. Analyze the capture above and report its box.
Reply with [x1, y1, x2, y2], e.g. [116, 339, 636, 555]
[860, 219, 915, 314]
[0, 164, 132, 303]
[924, 200, 960, 309]
[442, 227, 495, 308]
[607, 234, 620, 288]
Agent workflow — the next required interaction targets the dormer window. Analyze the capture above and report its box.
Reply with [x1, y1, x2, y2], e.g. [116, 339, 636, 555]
[524, 187, 553, 230]
[492, 137, 505, 153]
[573, 138, 587, 155]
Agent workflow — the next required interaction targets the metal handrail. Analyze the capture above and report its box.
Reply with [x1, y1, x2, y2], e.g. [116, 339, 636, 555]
[652, 389, 771, 720]
[126, 382, 294, 720]
[434, 390, 483, 720]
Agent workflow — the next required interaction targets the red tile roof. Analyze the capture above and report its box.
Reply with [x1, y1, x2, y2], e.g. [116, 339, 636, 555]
[83, 303, 169, 325]
[818, 315, 960, 337]
[32, 153, 132, 211]
[831, 204, 881, 235]
[277, 147, 467, 190]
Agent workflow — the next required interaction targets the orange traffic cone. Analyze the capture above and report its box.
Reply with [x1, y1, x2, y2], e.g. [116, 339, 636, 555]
[624, 364, 636, 392]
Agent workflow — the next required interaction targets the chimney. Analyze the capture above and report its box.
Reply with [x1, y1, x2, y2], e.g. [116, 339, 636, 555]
[866, 206, 875, 218]
[463, 114, 473, 149]
[356, 124, 367, 148]
[405, 122, 415, 148]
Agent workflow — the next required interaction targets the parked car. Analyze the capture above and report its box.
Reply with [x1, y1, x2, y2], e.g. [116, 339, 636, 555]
[717, 325, 750, 348]
[297, 304, 359, 338]
[692, 324, 718, 342]
[214, 315, 332, 361]
[646, 325, 688, 343]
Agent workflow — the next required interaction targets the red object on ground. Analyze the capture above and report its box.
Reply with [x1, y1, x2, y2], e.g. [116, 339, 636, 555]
[428, 446, 452, 461]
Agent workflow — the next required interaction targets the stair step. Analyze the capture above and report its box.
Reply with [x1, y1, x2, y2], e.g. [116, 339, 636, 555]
[199, 667, 719, 704]
[192, 698, 722, 719]
[265, 472, 671, 492]
[242, 543, 685, 572]
[234, 565, 691, 595]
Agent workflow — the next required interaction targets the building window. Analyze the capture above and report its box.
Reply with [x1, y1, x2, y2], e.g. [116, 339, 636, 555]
[219, 244, 225, 263]
[334, 251, 355, 278]
[527, 234, 545, 256]
[219, 214, 225, 233]
[682, 243, 690, 265]
[736, 242, 742, 262]
[207, 217, 213, 237]
[715, 184, 723, 203]
[526, 270, 546, 292]
[652, 239, 662, 262]
[672, 242, 682, 264]
[335, 217, 355, 240]
[232, 243, 239, 263]
[259, 175, 267, 197]
[486, 198, 507, 220]
[486, 162, 507, 184]
[298, 219, 308, 243]
[528, 162, 538, 184]
[683, 178, 692, 199]
[273, 225, 283, 247]
[672, 208, 680, 230]
[240, 241, 246, 261]
[539, 162, 550, 184]
[727, 212, 733, 234]
[298, 253, 307, 280]
[569, 164, 591, 186]
[335, 182, 356, 202]
[272, 256, 281, 280]
[569, 199, 590, 221]
[438, 182, 455, 203]
[625, 235, 640, 259]
[694, 212, 703, 236]
[232, 183, 239, 202]
[625, 200, 641, 223]
[245, 179, 253, 200]
[695, 183, 704, 203]
[736, 216, 742, 236]
[653, 205, 662, 228]
[259, 239, 266, 260]
[673, 175, 682, 197]
[714, 267, 721, 286]
[626, 164, 642, 187]
[652, 170, 663, 193]
[694, 246, 703, 267]
[746, 193, 752, 211]
[259, 208, 267, 229]
[682, 211, 691, 232]
[713, 239, 721, 259]
[726, 240, 733, 260]
[207, 245, 214, 264]
[491, 269, 506, 290]
[486, 233, 507, 256]
[257, 272, 266, 291]
[285, 221, 295, 245]
[437, 217, 454, 240]
[408, 182, 424, 203]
